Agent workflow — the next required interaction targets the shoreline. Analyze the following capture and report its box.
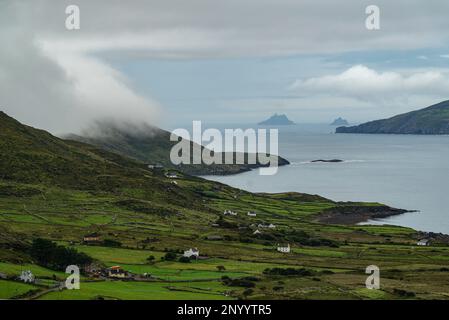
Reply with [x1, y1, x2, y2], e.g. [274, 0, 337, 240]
[314, 204, 413, 225]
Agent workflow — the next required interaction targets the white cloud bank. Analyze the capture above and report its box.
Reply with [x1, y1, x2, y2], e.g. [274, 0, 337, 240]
[0, 2, 161, 134]
[290, 65, 449, 102]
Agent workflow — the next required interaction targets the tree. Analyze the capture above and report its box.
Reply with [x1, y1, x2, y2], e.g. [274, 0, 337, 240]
[163, 252, 177, 261]
[216, 265, 226, 272]
[146, 255, 155, 263]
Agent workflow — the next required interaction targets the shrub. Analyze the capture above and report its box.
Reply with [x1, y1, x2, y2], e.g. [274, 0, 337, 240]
[263, 267, 314, 277]
[393, 288, 415, 298]
[103, 239, 122, 247]
[163, 252, 177, 261]
[178, 256, 191, 263]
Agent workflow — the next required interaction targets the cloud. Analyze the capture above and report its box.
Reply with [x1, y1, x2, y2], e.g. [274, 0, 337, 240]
[440, 54, 449, 59]
[289, 65, 449, 102]
[0, 1, 160, 134]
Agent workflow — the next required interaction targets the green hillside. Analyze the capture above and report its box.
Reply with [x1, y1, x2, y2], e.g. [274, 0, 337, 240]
[1, 111, 449, 300]
[336, 100, 449, 134]
[65, 121, 289, 176]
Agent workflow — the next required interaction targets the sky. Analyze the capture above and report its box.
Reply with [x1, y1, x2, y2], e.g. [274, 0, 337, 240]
[1, 0, 449, 133]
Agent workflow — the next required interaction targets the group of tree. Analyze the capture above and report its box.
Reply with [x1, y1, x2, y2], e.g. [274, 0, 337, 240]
[30, 238, 92, 271]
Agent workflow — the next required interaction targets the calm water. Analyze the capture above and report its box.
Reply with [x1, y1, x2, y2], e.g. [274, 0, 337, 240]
[202, 124, 449, 234]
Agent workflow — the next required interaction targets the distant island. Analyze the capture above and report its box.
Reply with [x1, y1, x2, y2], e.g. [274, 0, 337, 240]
[258, 113, 295, 125]
[330, 117, 348, 126]
[336, 100, 449, 134]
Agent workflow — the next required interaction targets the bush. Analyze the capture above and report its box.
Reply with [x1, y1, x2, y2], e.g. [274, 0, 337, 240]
[178, 256, 191, 263]
[163, 252, 177, 261]
[242, 288, 254, 296]
[102, 239, 122, 247]
[222, 277, 256, 288]
[393, 288, 415, 298]
[263, 267, 314, 277]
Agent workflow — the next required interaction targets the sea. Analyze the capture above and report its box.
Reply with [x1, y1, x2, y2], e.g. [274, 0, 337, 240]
[199, 124, 449, 234]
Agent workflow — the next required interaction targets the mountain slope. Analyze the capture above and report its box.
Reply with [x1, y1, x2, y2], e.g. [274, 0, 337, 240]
[336, 100, 449, 134]
[0, 111, 209, 209]
[65, 121, 289, 175]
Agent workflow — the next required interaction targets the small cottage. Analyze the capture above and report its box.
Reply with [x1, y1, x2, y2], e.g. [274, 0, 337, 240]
[147, 164, 164, 170]
[253, 229, 261, 235]
[107, 266, 127, 278]
[165, 172, 178, 179]
[19, 270, 35, 283]
[247, 212, 257, 217]
[183, 248, 200, 259]
[83, 232, 101, 244]
[224, 210, 237, 216]
[417, 239, 431, 246]
[277, 244, 290, 253]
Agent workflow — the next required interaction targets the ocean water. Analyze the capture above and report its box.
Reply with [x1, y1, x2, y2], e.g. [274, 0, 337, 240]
[202, 124, 449, 234]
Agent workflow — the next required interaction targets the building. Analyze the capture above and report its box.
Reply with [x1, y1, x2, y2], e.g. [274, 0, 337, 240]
[183, 248, 200, 259]
[147, 164, 164, 170]
[253, 229, 261, 235]
[224, 210, 237, 216]
[247, 212, 257, 217]
[165, 172, 178, 179]
[277, 244, 290, 253]
[417, 239, 431, 246]
[19, 270, 35, 283]
[268, 224, 276, 229]
[83, 232, 101, 244]
[107, 266, 127, 278]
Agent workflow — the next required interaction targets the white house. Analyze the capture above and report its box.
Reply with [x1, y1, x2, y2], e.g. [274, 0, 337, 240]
[277, 244, 290, 253]
[183, 248, 200, 259]
[247, 212, 257, 217]
[19, 270, 35, 283]
[253, 229, 261, 235]
[224, 210, 237, 216]
[417, 239, 431, 246]
[268, 224, 276, 229]
[165, 172, 178, 179]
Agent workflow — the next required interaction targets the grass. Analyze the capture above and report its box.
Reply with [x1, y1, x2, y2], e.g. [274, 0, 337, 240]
[0, 280, 37, 299]
[39, 280, 233, 300]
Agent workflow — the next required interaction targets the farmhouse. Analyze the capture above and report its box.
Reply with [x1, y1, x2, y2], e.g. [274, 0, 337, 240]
[165, 172, 179, 179]
[83, 232, 101, 244]
[224, 210, 237, 216]
[247, 211, 257, 217]
[277, 243, 290, 253]
[417, 239, 431, 246]
[19, 270, 35, 283]
[107, 266, 127, 278]
[147, 164, 164, 170]
[183, 248, 200, 259]
[253, 229, 261, 235]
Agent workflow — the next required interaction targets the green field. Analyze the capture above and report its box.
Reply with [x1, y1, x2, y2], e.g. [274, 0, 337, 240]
[1, 111, 449, 300]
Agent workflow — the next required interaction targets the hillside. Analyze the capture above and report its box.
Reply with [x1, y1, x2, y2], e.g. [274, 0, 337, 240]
[336, 100, 449, 134]
[65, 121, 289, 176]
[1, 111, 449, 300]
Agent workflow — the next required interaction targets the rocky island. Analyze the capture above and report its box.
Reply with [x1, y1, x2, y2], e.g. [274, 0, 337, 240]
[330, 117, 349, 126]
[258, 113, 295, 125]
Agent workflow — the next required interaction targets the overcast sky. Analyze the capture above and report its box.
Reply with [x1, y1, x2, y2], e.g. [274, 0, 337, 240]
[1, 0, 449, 133]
